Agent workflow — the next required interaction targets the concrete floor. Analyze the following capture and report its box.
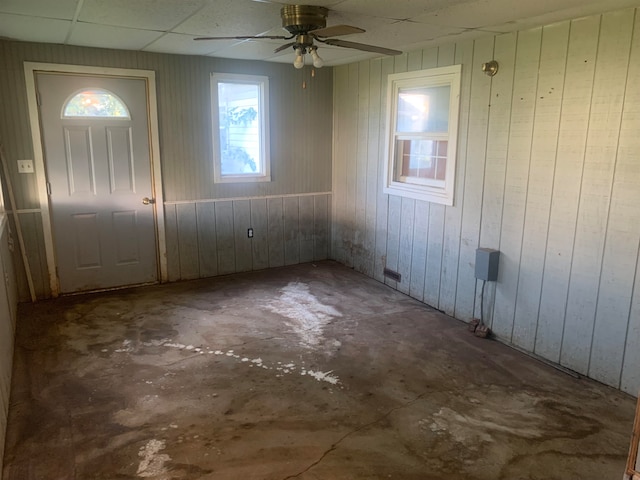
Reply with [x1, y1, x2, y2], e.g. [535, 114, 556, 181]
[2, 261, 636, 480]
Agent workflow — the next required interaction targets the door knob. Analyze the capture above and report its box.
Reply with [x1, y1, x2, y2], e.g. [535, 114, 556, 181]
[142, 197, 156, 205]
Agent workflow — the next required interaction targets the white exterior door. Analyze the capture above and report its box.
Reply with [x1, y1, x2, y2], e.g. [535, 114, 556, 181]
[37, 73, 158, 293]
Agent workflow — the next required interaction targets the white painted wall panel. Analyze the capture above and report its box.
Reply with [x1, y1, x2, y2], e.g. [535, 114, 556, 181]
[561, 10, 633, 375]
[534, 16, 600, 362]
[331, 7, 640, 395]
[492, 28, 542, 341]
[166, 193, 330, 280]
[512, 22, 569, 351]
[454, 37, 492, 322]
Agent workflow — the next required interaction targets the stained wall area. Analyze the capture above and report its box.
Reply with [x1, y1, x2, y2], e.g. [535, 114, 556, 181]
[0, 40, 333, 295]
[331, 8, 640, 395]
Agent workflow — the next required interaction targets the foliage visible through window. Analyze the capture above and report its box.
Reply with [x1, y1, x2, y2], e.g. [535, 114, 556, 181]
[63, 89, 130, 118]
[211, 73, 270, 183]
[384, 65, 461, 206]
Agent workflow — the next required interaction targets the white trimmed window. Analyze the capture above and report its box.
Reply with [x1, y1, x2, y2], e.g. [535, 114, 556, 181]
[211, 73, 270, 183]
[384, 65, 461, 205]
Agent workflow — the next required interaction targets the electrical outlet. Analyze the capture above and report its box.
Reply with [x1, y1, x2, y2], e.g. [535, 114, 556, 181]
[17, 159, 34, 174]
[247, 228, 254, 238]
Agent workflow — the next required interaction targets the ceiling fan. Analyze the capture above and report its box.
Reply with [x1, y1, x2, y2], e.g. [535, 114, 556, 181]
[195, 4, 402, 68]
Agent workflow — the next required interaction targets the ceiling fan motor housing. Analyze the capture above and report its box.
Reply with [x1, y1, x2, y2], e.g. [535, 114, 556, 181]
[281, 5, 328, 35]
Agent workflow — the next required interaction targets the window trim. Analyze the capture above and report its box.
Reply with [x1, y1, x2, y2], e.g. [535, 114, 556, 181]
[211, 72, 270, 184]
[383, 65, 461, 206]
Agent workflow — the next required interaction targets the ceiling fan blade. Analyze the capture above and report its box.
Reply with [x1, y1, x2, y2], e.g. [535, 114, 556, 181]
[309, 25, 365, 38]
[323, 39, 402, 56]
[274, 42, 296, 53]
[195, 35, 289, 41]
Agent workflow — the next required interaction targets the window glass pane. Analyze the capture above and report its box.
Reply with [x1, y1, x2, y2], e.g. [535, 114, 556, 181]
[395, 139, 448, 182]
[218, 82, 261, 176]
[63, 89, 130, 118]
[396, 85, 450, 133]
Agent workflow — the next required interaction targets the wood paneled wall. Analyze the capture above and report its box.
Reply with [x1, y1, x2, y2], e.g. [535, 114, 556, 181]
[0, 217, 19, 471]
[0, 41, 333, 298]
[164, 194, 330, 280]
[332, 8, 640, 395]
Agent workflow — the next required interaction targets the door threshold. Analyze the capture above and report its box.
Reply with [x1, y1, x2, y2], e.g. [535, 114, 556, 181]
[61, 281, 160, 297]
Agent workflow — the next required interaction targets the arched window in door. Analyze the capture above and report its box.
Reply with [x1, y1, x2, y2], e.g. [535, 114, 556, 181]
[62, 88, 130, 118]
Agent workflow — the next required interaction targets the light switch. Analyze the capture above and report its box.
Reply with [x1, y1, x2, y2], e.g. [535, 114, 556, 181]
[17, 159, 34, 174]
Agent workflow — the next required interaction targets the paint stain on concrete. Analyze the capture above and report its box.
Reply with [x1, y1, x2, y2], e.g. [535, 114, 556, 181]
[137, 439, 171, 478]
[267, 282, 342, 348]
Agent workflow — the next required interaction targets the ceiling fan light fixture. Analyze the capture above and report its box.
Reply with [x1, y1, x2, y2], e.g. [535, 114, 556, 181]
[293, 47, 305, 69]
[310, 47, 324, 68]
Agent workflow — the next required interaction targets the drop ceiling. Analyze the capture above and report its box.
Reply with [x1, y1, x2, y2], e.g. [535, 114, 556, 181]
[0, 0, 636, 66]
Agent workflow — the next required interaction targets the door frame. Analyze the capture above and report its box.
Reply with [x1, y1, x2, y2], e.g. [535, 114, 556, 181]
[24, 62, 167, 297]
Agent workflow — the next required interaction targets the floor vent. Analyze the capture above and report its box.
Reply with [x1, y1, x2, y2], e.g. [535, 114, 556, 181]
[383, 268, 401, 282]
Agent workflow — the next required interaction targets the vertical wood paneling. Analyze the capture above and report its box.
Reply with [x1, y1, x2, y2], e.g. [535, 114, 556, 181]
[267, 197, 284, 267]
[283, 196, 300, 266]
[385, 195, 402, 288]
[373, 57, 395, 283]
[588, 10, 638, 387]
[511, 22, 570, 351]
[438, 41, 466, 317]
[196, 202, 218, 278]
[395, 47, 423, 295]
[535, 16, 600, 361]
[492, 28, 543, 340]
[233, 200, 252, 273]
[164, 204, 180, 281]
[250, 199, 269, 270]
[298, 195, 314, 263]
[454, 37, 492, 322]
[313, 194, 329, 261]
[332, 65, 348, 266]
[176, 203, 199, 279]
[561, 10, 633, 375]
[409, 199, 429, 302]
[622, 254, 640, 394]
[352, 61, 370, 274]
[419, 48, 440, 307]
[215, 201, 235, 275]
[424, 206, 445, 307]
[363, 59, 382, 278]
[0, 221, 17, 475]
[343, 62, 359, 268]
[619, 13, 640, 395]
[397, 197, 415, 294]
[479, 32, 516, 326]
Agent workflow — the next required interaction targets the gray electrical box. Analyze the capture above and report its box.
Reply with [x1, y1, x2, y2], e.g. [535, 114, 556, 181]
[475, 248, 500, 281]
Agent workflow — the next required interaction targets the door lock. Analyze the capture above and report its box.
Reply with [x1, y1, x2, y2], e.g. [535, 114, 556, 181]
[142, 197, 156, 205]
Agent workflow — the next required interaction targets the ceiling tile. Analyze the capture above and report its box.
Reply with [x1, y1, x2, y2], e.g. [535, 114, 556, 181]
[350, 20, 466, 50]
[143, 33, 223, 56]
[335, 0, 476, 20]
[173, 0, 282, 37]
[68, 23, 164, 50]
[411, 0, 605, 29]
[0, 14, 71, 42]
[207, 38, 289, 61]
[79, 0, 204, 31]
[0, 0, 79, 20]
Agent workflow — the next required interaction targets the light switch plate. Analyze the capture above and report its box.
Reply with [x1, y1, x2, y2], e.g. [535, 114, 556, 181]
[17, 159, 34, 174]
